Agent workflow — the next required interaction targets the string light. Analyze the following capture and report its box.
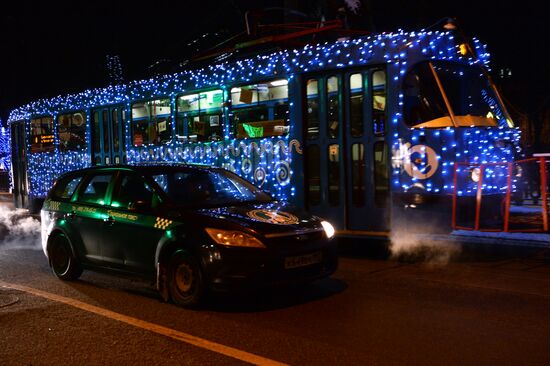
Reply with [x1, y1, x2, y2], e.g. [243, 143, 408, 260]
[6, 30, 517, 202]
[0, 125, 11, 190]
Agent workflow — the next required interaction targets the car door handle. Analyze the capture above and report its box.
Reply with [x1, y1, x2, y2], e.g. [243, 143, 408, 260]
[103, 216, 115, 225]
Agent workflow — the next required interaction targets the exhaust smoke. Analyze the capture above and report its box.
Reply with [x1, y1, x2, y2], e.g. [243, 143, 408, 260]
[0, 206, 41, 251]
[390, 226, 461, 265]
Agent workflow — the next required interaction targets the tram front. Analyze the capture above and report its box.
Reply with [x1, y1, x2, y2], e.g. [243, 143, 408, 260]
[393, 59, 519, 232]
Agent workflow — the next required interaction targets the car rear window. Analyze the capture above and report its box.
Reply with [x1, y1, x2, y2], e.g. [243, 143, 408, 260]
[50, 175, 84, 200]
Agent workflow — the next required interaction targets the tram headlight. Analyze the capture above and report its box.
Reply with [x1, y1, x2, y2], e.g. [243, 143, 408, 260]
[470, 167, 481, 183]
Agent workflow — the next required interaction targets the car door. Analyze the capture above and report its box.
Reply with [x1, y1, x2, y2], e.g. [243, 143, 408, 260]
[70, 172, 116, 264]
[104, 172, 165, 274]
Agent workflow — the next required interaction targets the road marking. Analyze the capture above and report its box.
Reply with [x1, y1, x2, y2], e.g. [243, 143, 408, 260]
[0, 280, 288, 366]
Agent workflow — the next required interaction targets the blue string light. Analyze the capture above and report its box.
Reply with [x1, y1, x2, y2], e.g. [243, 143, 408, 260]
[6, 30, 515, 201]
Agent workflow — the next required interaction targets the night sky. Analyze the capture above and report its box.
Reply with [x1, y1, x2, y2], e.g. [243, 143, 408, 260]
[0, 0, 546, 124]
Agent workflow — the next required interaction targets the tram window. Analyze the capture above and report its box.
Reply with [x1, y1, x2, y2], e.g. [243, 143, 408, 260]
[91, 111, 101, 157]
[372, 70, 386, 136]
[349, 73, 364, 137]
[230, 79, 289, 138]
[374, 141, 389, 208]
[112, 109, 119, 151]
[102, 110, 110, 153]
[327, 76, 340, 139]
[306, 79, 320, 139]
[328, 144, 340, 205]
[176, 89, 223, 142]
[11, 121, 25, 159]
[431, 62, 502, 127]
[351, 143, 365, 207]
[403, 62, 451, 128]
[58, 112, 86, 152]
[131, 98, 172, 146]
[30, 116, 54, 153]
[306, 145, 320, 205]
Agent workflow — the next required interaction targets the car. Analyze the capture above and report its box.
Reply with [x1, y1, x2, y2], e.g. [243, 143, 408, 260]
[41, 164, 338, 307]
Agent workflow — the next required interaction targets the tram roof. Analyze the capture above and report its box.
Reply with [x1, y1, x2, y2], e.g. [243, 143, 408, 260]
[8, 29, 490, 123]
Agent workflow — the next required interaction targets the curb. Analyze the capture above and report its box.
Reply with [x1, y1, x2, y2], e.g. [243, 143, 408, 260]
[418, 232, 550, 249]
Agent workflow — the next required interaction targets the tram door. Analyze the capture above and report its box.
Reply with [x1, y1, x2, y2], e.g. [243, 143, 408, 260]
[91, 106, 126, 165]
[303, 69, 390, 234]
[10, 121, 28, 208]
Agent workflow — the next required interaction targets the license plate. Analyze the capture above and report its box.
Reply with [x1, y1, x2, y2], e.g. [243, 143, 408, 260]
[284, 251, 322, 269]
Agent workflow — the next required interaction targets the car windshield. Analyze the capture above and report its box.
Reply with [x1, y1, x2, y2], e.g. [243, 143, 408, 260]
[149, 168, 272, 207]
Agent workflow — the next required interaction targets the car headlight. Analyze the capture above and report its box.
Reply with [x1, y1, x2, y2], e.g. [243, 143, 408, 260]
[321, 221, 335, 239]
[205, 228, 265, 248]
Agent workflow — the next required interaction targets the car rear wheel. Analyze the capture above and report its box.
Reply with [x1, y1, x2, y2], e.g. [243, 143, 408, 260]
[168, 252, 205, 308]
[48, 233, 82, 280]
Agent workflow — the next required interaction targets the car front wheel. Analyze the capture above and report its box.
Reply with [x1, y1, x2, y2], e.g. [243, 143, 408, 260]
[48, 233, 82, 280]
[168, 251, 205, 308]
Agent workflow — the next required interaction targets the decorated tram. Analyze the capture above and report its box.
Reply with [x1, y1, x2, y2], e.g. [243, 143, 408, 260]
[8, 25, 520, 236]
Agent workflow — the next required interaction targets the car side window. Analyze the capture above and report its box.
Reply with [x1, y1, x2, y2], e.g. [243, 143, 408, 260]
[111, 174, 155, 210]
[77, 174, 113, 205]
[50, 175, 84, 201]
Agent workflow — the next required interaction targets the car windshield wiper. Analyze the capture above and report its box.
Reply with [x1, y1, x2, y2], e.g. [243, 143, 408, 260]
[226, 198, 274, 207]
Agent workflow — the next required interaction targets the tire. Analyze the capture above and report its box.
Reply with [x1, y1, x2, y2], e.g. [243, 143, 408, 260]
[168, 251, 205, 308]
[48, 233, 82, 280]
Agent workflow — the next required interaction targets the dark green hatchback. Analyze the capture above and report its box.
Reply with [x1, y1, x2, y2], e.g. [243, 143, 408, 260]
[41, 164, 338, 307]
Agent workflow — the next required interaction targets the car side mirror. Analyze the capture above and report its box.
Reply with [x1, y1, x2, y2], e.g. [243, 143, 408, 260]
[128, 200, 151, 212]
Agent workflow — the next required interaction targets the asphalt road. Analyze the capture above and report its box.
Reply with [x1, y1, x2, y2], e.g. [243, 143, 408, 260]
[1, 241, 550, 366]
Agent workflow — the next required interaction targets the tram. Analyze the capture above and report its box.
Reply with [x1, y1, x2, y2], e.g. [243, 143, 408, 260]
[8, 25, 520, 236]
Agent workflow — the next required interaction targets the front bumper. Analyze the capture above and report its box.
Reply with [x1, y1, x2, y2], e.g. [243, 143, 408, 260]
[201, 235, 338, 292]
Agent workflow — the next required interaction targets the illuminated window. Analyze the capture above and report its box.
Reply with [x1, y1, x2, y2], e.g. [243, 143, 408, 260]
[403, 62, 450, 128]
[58, 112, 86, 152]
[372, 70, 386, 135]
[349, 73, 364, 137]
[327, 76, 340, 139]
[230, 79, 289, 138]
[403, 61, 502, 128]
[131, 98, 172, 146]
[30, 116, 54, 153]
[176, 89, 223, 142]
[306, 79, 319, 139]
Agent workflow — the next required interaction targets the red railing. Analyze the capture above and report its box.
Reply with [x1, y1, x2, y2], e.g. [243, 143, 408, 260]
[452, 157, 549, 232]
